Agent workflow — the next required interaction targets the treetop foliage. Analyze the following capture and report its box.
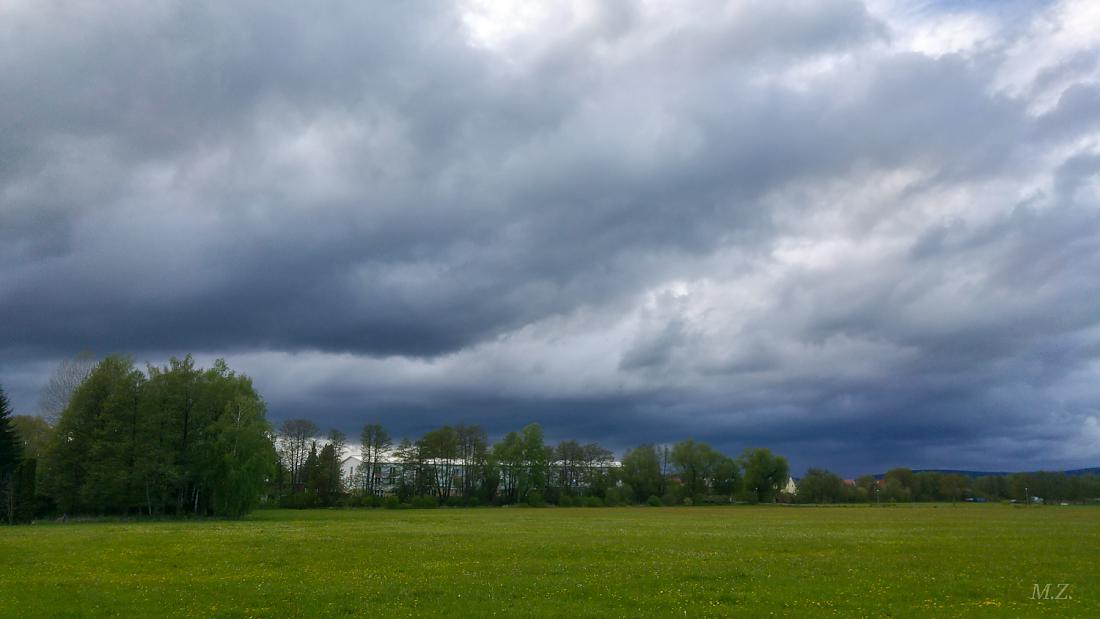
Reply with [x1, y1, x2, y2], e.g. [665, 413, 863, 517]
[44, 355, 274, 517]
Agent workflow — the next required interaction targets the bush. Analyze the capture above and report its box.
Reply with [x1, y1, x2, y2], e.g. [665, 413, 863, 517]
[586, 496, 605, 508]
[383, 496, 400, 510]
[558, 496, 574, 507]
[661, 493, 678, 506]
[682, 497, 693, 506]
[367, 495, 383, 508]
[411, 495, 439, 509]
[617, 482, 635, 504]
[467, 497, 480, 508]
[647, 495, 662, 507]
[527, 492, 545, 507]
[280, 493, 317, 509]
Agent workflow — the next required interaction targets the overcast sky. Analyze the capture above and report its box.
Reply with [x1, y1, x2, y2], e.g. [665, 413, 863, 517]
[2, 0, 1099, 475]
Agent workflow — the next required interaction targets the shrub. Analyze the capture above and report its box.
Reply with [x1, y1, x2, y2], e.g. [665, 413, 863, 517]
[558, 496, 574, 507]
[604, 487, 624, 506]
[527, 492, 545, 507]
[661, 493, 678, 506]
[411, 495, 439, 509]
[383, 496, 400, 510]
[647, 495, 662, 507]
[682, 497, 694, 506]
[619, 483, 636, 504]
[586, 496, 605, 508]
[467, 497, 480, 508]
[280, 493, 317, 509]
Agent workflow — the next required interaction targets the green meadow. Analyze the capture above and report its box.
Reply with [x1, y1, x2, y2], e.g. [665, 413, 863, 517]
[1, 505, 1096, 617]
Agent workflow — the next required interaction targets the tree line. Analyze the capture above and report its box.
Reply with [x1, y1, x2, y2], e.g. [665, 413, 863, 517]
[271, 418, 792, 508]
[1, 356, 793, 520]
[794, 466, 1100, 505]
[3, 353, 1098, 523]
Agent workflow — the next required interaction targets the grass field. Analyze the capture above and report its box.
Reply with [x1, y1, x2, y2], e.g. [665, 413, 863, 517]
[1, 504, 1096, 617]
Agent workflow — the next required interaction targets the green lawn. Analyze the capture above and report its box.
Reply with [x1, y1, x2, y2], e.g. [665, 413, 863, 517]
[1, 505, 1096, 617]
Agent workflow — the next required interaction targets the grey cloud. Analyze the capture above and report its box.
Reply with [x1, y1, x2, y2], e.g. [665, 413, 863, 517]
[620, 319, 689, 371]
[2, 0, 1098, 475]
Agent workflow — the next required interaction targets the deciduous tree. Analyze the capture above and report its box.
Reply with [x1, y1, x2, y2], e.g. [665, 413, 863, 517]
[358, 423, 391, 497]
[278, 419, 319, 492]
[797, 467, 844, 504]
[38, 351, 96, 423]
[740, 447, 790, 503]
[43, 356, 274, 517]
[621, 444, 662, 502]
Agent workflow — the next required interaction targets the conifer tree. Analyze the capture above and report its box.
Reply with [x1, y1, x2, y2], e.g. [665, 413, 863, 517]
[0, 385, 25, 524]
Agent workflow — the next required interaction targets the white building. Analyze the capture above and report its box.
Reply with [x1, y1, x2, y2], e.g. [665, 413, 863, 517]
[783, 477, 798, 494]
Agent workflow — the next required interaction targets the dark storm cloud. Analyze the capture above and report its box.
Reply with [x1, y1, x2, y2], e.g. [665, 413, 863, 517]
[1, 0, 883, 357]
[2, 0, 1098, 475]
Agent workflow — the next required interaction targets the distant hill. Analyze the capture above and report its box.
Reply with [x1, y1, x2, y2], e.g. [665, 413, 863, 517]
[872, 468, 1100, 479]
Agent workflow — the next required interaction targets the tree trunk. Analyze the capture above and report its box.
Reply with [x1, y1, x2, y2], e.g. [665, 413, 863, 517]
[3, 474, 13, 525]
[145, 478, 153, 516]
